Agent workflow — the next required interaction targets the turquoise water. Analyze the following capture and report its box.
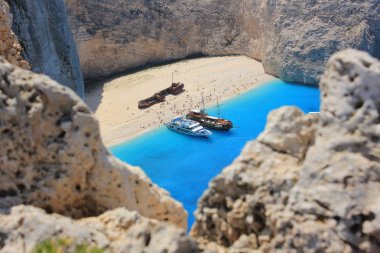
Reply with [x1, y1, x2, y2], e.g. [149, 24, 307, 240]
[110, 80, 320, 227]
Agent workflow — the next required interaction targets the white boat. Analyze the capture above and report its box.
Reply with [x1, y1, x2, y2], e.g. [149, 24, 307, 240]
[165, 116, 212, 137]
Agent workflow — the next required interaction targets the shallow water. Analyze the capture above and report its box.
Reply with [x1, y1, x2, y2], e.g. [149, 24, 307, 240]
[110, 80, 320, 228]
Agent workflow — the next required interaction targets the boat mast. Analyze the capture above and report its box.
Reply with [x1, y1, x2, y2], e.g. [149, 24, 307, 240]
[217, 96, 221, 117]
[201, 90, 205, 113]
[172, 70, 178, 84]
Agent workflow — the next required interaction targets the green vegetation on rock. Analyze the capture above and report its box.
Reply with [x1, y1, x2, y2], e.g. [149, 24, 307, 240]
[33, 238, 104, 253]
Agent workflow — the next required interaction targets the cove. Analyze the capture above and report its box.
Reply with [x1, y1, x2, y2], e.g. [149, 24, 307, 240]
[110, 79, 320, 228]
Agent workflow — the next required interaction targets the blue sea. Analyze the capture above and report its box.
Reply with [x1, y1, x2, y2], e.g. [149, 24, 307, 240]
[110, 80, 320, 227]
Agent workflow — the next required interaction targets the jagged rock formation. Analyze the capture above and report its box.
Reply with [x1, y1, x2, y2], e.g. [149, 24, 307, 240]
[191, 50, 380, 252]
[271, 49, 380, 253]
[191, 107, 319, 251]
[0, 1, 29, 70]
[7, 0, 84, 97]
[0, 57, 187, 229]
[64, 0, 380, 85]
[0, 205, 199, 253]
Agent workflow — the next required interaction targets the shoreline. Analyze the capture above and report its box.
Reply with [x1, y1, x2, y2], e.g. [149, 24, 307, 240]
[85, 56, 276, 147]
[109, 80, 273, 149]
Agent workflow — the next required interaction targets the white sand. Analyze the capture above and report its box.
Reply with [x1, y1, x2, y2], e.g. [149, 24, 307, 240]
[85, 56, 276, 146]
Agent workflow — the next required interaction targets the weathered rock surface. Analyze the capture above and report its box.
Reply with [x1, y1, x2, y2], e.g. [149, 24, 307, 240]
[269, 49, 380, 252]
[7, 0, 84, 97]
[0, 1, 29, 70]
[191, 107, 318, 250]
[0, 58, 187, 229]
[64, 0, 259, 81]
[64, 0, 380, 85]
[262, 0, 380, 85]
[0, 205, 199, 253]
[192, 49, 380, 252]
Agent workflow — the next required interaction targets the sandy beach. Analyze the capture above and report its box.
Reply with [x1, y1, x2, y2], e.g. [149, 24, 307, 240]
[85, 56, 276, 146]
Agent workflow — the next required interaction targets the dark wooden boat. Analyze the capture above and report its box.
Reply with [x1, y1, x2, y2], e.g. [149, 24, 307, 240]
[138, 93, 165, 109]
[186, 109, 233, 131]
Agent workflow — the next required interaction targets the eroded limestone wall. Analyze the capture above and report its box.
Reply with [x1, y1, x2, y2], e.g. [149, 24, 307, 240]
[65, 0, 380, 86]
[64, 0, 262, 81]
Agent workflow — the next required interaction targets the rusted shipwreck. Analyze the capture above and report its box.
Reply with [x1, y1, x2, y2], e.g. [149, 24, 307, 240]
[138, 82, 185, 109]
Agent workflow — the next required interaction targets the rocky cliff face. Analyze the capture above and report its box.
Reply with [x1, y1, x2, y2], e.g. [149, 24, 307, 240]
[191, 50, 380, 252]
[262, 0, 380, 85]
[65, 0, 380, 85]
[64, 0, 259, 81]
[0, 0, 29, 70]
[0, 57, 186, 229]
[7, 0, 84, 97]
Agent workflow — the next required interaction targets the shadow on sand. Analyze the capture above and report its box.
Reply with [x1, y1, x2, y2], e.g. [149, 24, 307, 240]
[84, 79, 105, 112]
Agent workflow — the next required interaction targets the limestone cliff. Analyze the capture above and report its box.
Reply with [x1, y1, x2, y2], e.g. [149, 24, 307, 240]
[0, 0, 29, 69]
[65, 0, 380, 85]
[262, 0, 380, 85]
[0, 57, 187, 229]
[191, 50, 380, 252]
[7, 0, 84, 97]
[64, 0, 259, 81]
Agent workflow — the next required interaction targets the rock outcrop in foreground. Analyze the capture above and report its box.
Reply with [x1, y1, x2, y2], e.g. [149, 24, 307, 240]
[192, 49, 380, 252]
[7, 0, 84, 97]
[0, 57, 186, 229]
[65, 0, 380, 85]
[0, 206, 198, 253]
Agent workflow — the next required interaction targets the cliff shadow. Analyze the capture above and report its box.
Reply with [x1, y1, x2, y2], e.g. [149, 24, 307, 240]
[84, 79, 104, 113]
